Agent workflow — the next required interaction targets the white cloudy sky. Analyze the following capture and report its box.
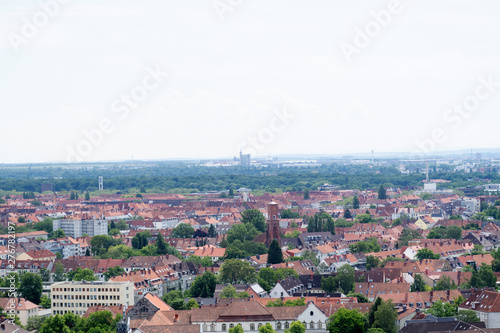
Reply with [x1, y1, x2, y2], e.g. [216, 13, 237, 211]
[1, 0, 499, 163]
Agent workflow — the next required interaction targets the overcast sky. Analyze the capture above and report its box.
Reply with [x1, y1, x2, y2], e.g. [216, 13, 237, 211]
[1, 0, 499, 163]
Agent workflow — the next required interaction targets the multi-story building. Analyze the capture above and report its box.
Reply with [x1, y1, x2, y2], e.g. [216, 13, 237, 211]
[50, 280, 133, 316]
[52, 219, 108, 238]
[42, 237, 85, 259]
[110, 269, 163, 303]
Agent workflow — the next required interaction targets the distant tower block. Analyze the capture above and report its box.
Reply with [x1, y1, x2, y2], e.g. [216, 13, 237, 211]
[265, 201, 281, 247]
[99, 176, 103, 191]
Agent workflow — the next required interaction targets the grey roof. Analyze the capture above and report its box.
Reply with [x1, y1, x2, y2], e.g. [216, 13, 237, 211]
[278, 276, 303, 291]
[401, 320, 484, 333]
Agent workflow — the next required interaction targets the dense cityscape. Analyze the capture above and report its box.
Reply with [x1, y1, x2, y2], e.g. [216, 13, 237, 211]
[0, 153, 499, 332]
[2, 0, 499, 332]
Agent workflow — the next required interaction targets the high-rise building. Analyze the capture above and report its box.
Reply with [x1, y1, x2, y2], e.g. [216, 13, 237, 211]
[265, 201, 281, 247]
[240, 151, 250, 168]
[52, 219, 108, 238]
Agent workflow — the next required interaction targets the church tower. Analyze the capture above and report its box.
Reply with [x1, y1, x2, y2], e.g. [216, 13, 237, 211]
[265, 201, 281, 247]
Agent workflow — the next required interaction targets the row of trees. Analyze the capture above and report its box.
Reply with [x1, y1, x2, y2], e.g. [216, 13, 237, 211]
[307, 213, 335, 234]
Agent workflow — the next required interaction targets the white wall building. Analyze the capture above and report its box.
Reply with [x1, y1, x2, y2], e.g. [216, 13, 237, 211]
[53, 219, 108, 237]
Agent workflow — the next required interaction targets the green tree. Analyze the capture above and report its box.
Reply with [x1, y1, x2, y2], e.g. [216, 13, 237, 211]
[434, 275, 457, 291]
[227, 223, 259, 244]
[327, 308, 367, 333]
[259, 323, 277, 333]
[344, 208, 352, 219]
[19, 272, 43, 304]
[186, 299, 199, 309]
[50, 229, 65, 239]
[40, 267, 50, 282]
[347, 292, 370, 303]
[85, 192, 90, 200]
[208, 224, 217, 238]
[378, 185, 387, 200]
[303, 189, 310, 200]
[54, 261, 66, 281]
[90, 235, 121, 256]
[415, 248, 440, 260]
[365, 256, 380, 271]
[229, 324, 244, 333]
[155, 233, 168, 255]
[457, 309, 480, 322]
[367, 329, 385, 333]
[492, 259, 500, 272]
[267, 239, 284, 264]
[258, 268, 298, 293]
[103, 266, 125, 280]
[373, 299, 398, 333]
[426, 300, 457, 317]
[241, 209, 266, 232]
[336, 264, 355, 294]
[172, 223, 195, 238]
[470, 264, 497, 288]
[219, 285, 238, 298]
[162, 290, 187, 310]
[445, 225, 462, 240]
[34, 218, 53, 233]
[190, 271, 217, 298]
[280, 209, 301, 219]
[39, 314, 71, 333]
[368, 297, 382, 327]
[40, 295, 51, 308]
[285, 321, 306, 333]
[411, 274, 426, 292]
[26, 316, 46, 331]
[353, 196, 360, 209]
[68, 268, 96, 281]
[219, 259, 257, 284]
[321, 276, 337, 293]
[132, 231, 151, 250]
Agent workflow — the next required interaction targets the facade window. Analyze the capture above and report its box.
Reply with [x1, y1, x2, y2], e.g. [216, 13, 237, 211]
[318, 322, 323, 329]
[276, 322, 281, 330]
[230, 324, 234, 329]
[310, 322, 315, 329]
[222, 324, 227, 331]
[285, 322, 290, 329]
[258, 323, 262, 328]
[250, 324, 255, 330]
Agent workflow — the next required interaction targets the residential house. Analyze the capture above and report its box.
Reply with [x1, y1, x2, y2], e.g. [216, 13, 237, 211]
[0, 298, 38, 326]
[269, 276, 305, 298]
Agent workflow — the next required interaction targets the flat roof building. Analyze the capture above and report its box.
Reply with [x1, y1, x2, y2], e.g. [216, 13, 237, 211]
[51, 280, 134, 316]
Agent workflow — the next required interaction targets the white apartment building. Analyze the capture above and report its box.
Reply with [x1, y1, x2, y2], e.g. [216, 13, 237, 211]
[51, 280, 133, 316]
[53, 219, 108, 238]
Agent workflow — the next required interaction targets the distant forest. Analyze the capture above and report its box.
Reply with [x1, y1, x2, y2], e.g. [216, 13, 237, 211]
[0, 163, 498, 194]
